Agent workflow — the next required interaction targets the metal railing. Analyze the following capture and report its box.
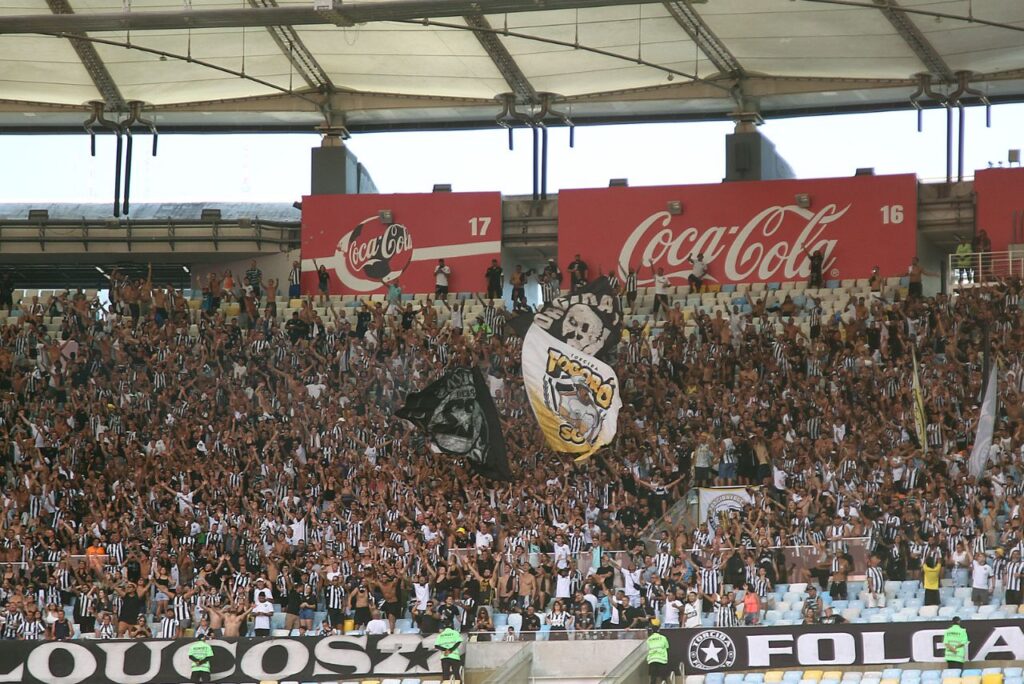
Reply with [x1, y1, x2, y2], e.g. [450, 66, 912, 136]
[448, 549, 633, 582]
[947, 249, 1024, 291]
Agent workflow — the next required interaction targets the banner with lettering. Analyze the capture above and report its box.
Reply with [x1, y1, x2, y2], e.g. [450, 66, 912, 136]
[301, 192, 501, 295]
[668, 620, 1024, 674]
[974, 167, 1024, 252]
[558, 175, 917, 288]
[0, 634, 452, 684]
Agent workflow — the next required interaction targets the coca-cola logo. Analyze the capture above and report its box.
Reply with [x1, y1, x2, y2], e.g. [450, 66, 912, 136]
[337, 219, 413, 287]
[617, 204, 848, 284]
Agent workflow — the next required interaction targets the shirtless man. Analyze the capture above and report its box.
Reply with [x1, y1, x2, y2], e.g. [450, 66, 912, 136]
[516, 560, 537, 609]
[349, 581, 372, 629]
[208, 604, 252, 638]
[371, 570, 403, 634]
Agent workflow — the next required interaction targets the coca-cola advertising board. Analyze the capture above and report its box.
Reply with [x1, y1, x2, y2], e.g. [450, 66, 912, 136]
[301, 193, 501, 294]
[558, 175, 917, 287]
[974, 167, 1024, 252]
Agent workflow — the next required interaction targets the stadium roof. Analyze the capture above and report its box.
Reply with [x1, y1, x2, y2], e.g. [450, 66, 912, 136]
[0, 0, 1022, 133]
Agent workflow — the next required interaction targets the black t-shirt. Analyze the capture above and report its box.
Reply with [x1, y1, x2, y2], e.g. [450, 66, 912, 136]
[416, 612, 440, 635]
[486, 266, 503, 290]
[401, 311, 416, 330]
[522, 613, 541, 631]
[119, 592, 143, 621]
[125, 560, 141, 583]
[286, 592, 302, 614]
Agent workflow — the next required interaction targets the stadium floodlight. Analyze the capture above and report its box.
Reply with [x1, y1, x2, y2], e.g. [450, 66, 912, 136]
[27, 209, 49, 221]
[201, 208, 222, 221]
[292, 201, 303, 211]
[378, 210, 393, 224]
[1010, 149, 1021, 166]
[432, 184, 452, 193]
[609, 178, 628, 187]
[667, 201, 682, 215]
[855, 167, 875, 176]
[795, 193, 811, 209]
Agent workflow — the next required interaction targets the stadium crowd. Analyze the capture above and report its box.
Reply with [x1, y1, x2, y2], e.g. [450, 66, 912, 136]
[0, 260, 1022, 641]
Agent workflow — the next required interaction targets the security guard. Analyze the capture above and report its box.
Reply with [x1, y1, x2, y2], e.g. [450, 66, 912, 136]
[646, 617, 671, 684]
[188, 631, 215, 683]
[955, 235, 973, 283]
[943, 616, 969, 668]
[434, 625, 463, 682]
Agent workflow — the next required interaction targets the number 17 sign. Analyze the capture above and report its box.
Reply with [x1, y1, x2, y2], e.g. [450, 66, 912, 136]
[301, 192, 502, 295]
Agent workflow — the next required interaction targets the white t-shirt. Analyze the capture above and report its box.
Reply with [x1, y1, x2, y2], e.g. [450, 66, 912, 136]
[474, 532, 494, 550]
[972, 561, 993, 589]
[683, 601, 701, 628]
[555, 574, 572, 599]
[654, 274, 669, 295]
[664, 599, 683, 625]
[435, 266, 451, 287]
[253, 601, 274, 630]
[691, 259, 707, 278]
[366, 618, 390, 635]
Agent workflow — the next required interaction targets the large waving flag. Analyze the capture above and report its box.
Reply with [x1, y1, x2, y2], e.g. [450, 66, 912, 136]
[912, 348, 928, 453]
[969, 362, 998, 479]
[522, 326, 622, 462]
[397, 367, 513, 481]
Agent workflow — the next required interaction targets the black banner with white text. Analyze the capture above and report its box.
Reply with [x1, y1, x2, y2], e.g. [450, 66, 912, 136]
[669, 620, 1024, 673]
[0, 634, 450, 684]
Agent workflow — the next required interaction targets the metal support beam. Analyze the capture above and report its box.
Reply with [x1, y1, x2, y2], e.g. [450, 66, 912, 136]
[248, 0, 334, 91]
[663, 1, 744, 77]
[872, 0, 954, 82]
[44, 0, 125, 110]
[0, 0, 656, 35]
[463, 13, 536, 102]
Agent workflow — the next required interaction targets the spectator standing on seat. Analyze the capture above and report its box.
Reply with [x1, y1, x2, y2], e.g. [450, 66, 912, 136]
[865, 555, 887, 608]
[485, 259, 503, 300]
[923, 554, 943, 606]
[649, 264, 670, 318]
[434, 259, 451, 298]
[0, 271, 13, 309]
[509, 265, 528, 309]
[252, 592, 273, 637]
[314, 262, 330, 305]
[971, 552, 994, 606]
[568, 253, 588, 293]
[1005, 549, 1024, 606]
[622, 265, 639, 309]
[245, 260, 263, 299]
[541, 258, 562, 304]
[688, 254, 707, 293]
[908, 257, 936, 299]
[943, 616, 969, 668]
[288, 259, 302, 298]
[974, 229, 992, 281]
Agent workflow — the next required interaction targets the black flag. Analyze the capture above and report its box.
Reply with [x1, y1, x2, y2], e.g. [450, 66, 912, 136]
[508, 276, 623, 362]
[396, 367, 513, 481]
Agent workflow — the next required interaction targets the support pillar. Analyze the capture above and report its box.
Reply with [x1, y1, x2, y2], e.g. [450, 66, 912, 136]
[724, 117, 795, 182]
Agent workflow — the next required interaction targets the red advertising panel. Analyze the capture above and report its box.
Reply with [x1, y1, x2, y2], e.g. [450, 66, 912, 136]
[975, 167, 1024, 252]
[301, 192, 502, 294]
[558, 174, 918, 287]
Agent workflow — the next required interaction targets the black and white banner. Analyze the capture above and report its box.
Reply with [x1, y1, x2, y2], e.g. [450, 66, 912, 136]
[509, 276, 623, 362]
[669, 620, 1024, 673]
[0, 634, 450, 684]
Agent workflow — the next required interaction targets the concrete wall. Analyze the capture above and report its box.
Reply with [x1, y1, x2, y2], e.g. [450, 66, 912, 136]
[467, 638, 641, 681]
[190, 249, 299, 296]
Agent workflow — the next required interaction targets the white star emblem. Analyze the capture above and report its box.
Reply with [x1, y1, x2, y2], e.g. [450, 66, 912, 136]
[700, 641, 723, 663]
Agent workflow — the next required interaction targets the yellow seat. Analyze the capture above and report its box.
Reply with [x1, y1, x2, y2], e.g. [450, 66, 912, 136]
[289, 298, 303, 308]
[981, 675, 1003, 684]
[963, 677, 982, 684]
[804, 672, 824, 682]
[881, 679, 899, 684]
[823, 673, 843, 682]
[943, 678, 962, 684]
[766, 672, 785, 683]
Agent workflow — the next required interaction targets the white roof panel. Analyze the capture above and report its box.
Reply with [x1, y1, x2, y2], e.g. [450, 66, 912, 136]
[0, 0, 1020, 129]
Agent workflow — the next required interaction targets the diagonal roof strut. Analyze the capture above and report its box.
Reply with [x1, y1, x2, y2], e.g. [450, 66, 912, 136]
[463, 13, 536, 101]
[44, 0, 125, 110]
[248, 0, 334, 91]
[872, 0, 954, 82]
[663, 0, 744, 78]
